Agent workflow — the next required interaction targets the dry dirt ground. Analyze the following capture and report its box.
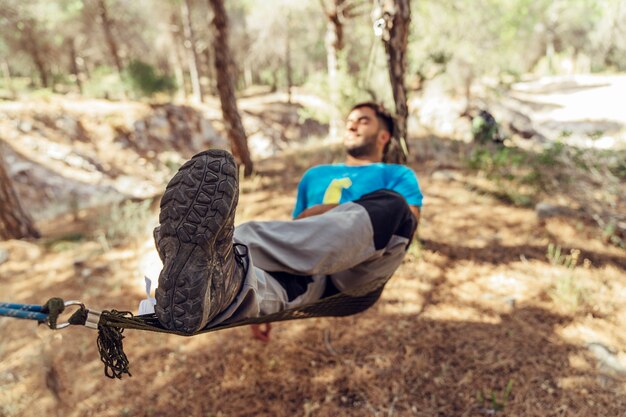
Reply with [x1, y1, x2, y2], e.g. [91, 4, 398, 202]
[1, 96, 625, 416]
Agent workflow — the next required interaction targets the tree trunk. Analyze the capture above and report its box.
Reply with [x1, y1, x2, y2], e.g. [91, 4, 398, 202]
[82, 56, 92, 82]
[321, 0, 345, 140]
[30, 47, 49, 88]
[21, 22, 49, 88]
[97, 0, 123, 75]
[208, 0, 254, 176]
[68, 39, 83, 94]
[243, 59, 253, 89]
[1, 59, 16, 99]
[169, 13, 189, 99]
[0, 146, 40, 240]
[382, 0, 410, 164]
[202, 47, 217, 95]
[285, 12, 293, 104]
[181, 0, 204, 103]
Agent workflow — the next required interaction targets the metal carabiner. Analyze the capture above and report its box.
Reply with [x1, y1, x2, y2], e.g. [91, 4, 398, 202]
[52, 300, 85, 330]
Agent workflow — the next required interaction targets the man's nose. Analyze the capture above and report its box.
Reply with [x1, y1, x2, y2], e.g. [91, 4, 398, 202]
[347, 120, 357, 131]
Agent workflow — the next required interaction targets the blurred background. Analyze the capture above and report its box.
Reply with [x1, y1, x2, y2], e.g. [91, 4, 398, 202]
[0, 1, 624, 416]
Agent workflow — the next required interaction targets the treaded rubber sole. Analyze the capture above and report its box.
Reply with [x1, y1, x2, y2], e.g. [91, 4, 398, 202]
[154, 150, 238, 333]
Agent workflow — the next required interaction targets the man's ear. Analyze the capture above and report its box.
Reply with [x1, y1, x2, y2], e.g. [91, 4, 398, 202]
[377, 130, 391, 148]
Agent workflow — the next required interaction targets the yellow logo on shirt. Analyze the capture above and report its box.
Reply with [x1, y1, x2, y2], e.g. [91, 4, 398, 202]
[322, 178, 352, 204]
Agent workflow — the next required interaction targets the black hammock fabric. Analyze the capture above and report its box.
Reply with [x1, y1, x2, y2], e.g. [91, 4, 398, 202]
[68, 279, 387, 379]
[96, 281, 384, 336]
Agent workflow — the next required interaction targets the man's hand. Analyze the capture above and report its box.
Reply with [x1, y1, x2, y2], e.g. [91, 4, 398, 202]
[250, 323, 272, 342]
[296, 204, 339, 219]
[410, 206, 420, 224]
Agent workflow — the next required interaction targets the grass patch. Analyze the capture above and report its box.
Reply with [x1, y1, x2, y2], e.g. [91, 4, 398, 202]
[466, 142, 570, 200]
[477, 379, 514, 413]
[465, 143, 625, 247]
[405, 238, 424, 262]
[546, 243, 590, 312]
[94, 199, 154, 246]
[43, 232, 88, 252]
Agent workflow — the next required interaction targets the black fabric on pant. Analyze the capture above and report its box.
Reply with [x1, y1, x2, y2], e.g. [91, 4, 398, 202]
[322, 276, 340, 298]
[269, 271, 313, 301]
[354, 189, 417, 251]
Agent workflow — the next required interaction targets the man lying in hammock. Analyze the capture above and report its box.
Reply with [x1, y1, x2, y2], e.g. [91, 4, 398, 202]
[153, 102, 423, 340]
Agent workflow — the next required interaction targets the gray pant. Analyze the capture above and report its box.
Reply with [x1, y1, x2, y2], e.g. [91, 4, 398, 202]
[207, 191, 415, 327]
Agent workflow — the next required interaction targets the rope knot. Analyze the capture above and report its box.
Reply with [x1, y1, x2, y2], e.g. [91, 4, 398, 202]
[97, 310, 134, 379]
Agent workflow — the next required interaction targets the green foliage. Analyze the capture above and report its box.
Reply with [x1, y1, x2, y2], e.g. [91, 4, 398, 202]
[477, 379, 514, 413]
[28, 88, 55, 100]
[536, 141, 565, 165]
[96, 199, 154, 246]
[76, 61, 178, 100]
[547, 243, 590, 311]
[406, 238, 423, 262]
[411, 0, 624, 94]
[83, 66, 127, 99]
[609, 158, 626, 180]
[124, 60, 176, 98]
[467, 146, 527, 177]
[0, 76, 29, 97]
[602, 220, 625, 249]
[164, 158, 183, 177]
[471, 114, 500, 144]
[466, 142, 578, 207]
[552, 272, 587, 311]
[301, 49, 393, 125]
[547, 243, 579, 268]
[297, 102, 331, 126]
[44, 232, 87, 252]
[2, 0, 626, 99]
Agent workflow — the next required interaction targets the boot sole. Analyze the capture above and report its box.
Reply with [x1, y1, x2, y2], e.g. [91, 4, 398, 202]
[155, 150, 238, 333]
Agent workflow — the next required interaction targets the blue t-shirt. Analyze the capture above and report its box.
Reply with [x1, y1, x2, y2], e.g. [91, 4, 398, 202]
[293, 163, 423, 218]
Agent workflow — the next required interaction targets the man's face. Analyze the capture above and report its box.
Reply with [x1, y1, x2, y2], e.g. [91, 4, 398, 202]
[343, 107, 383, 158]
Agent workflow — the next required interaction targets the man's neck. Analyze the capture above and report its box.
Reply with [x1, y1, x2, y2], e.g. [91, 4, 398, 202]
[345, 154, 382, 166]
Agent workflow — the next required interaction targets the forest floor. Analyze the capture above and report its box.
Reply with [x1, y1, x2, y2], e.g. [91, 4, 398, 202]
[1, 86, 625, 417]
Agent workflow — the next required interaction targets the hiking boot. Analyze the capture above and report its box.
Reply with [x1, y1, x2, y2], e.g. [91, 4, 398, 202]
[154, 149, 244, 333]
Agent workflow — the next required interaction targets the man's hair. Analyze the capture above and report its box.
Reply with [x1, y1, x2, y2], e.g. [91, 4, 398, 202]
[349, 102, 407, 164]
[350, 102, 395, 137]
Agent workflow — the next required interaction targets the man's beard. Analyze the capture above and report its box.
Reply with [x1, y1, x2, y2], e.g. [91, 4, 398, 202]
[345, 133, 378, 158]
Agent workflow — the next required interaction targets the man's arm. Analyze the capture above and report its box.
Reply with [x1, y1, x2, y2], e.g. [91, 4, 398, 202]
[298, 203, 420, 222]
[295, 204, 339, 219]
[410, 205, 420, 224]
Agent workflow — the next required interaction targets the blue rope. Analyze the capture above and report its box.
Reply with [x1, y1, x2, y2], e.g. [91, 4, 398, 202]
[0, 302, 48, 322]
[0, 302, 44, 312]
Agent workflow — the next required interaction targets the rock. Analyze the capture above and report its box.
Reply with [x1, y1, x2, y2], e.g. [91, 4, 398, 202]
[18, 121, 33, 132]
[431, 170, 460, 181]
[535, 202, 578, 221]
[535, 202, 562, 219]
[489, 100, 547, 141]
[0, 372, 17, 384]
[587, 342, 626, 377]
[412, 94, 471, 139]
[0, 248, 8, 265]
[247, 132, 275, 158]
[54, 115, 90, 142]
[130, 104, 226, 156]
[0, 241, 42, 263]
